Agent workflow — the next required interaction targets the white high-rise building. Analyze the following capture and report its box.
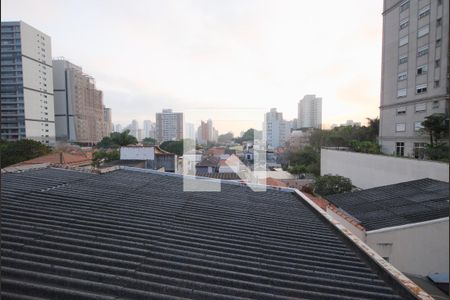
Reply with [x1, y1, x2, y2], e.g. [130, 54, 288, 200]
[155, 109, 183, 143]
[143, 120, 155, 139]
[298, 95, 322, 129]
[1, 21, 55, 144]
[130, 119, 139, 139]
[263, 108, 289, 149]
[379, 0, 448, 158]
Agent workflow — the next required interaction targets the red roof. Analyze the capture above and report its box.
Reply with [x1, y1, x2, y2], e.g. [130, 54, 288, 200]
[10, 152, 92, 167]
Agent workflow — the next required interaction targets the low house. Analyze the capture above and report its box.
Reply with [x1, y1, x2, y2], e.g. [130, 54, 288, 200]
[195, 156, 220, 174]
[325, 178, 449, 280]
[206, 146, 226, 157]
[1, 166, 433, 299]
[120, 146, 177, 172]
[218, 154, 242, 173]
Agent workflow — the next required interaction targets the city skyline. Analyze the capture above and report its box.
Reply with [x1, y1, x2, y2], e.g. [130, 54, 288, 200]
[1, 0, 383, 134]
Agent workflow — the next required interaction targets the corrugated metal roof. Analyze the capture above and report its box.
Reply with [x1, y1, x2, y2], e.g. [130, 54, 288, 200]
[325, 178, 449, 231]
[0, 168, 420, 299]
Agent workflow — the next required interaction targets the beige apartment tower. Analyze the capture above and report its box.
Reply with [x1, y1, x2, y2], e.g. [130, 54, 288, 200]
[379, 0, 448, 157]
[155, 109, 183, 143]
[53, 58, 105, 144]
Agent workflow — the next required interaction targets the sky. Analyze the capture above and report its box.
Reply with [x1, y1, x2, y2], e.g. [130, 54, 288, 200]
[2, 0, 383, 135]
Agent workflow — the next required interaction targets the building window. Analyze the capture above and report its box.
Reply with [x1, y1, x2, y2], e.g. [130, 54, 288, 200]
[397, 88, 407, 98]
[399, 55, 408, 64]
[398, 71, 408, 81]
[436, 39, 442, 47]
[396, 123, 406, 132]
[399, 36, 409, 46]
[417, 45, 429, 57]
[417, 64, 428, 75]
[396, 142, 405, 156]
[400, 0, 410, 12]
[438, 0, 442, 6]
[432, 101, 439, 109]
[437, 18, 442, 27]
[417, 25, 429, 38]
[414, 142, 426, 159]
[434, 80, 440, 88]
[415, 103, 427, 112]
[418, 5, 430, 19]
[435, 59, 440, 68]
[400, 18, 409, 30]
[416, 84, 428, 94]
[414, 122, 424, 132]
[396, 107, 407, 115]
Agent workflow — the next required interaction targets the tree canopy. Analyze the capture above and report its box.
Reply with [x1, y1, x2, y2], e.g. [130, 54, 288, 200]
[218, 132, 234, 144]
[314, 174, 353, 196]
[97, 130, 138, 149]
[142, 137, 156, 146]
[421, 113, 449, 146]
[159, 139, 195, 156]
[0, 139, 52, 168]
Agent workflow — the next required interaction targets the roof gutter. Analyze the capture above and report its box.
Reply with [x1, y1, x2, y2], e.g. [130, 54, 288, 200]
[293, 189, 434, 300]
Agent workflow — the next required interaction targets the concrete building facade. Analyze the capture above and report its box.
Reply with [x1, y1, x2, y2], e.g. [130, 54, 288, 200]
[103, 106, 113, 137]
[379, 0, 449, 157]
[155, 109, 183, 143]
[297, 95, 322, 129]
[53, 58, 105, 144]
[197, 119, 218, 145]
[1, 21, 55, 145]
[263, 108, 289, 149]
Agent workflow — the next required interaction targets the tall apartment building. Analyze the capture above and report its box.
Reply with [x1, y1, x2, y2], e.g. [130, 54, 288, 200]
[298, 95, 322, 129]
[103, 106, 113, 136]
[53, 58, 105, 144]
[155, 109, 183, 143]
[1, 21, 55, 144]
[143, 120, 155, 139]
[263, 108, 289, 149]
[379, 0, 448, 157]
[197, 119, 218, 145]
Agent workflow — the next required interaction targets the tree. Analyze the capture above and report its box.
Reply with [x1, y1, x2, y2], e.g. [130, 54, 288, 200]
[349, 140, 381, 154]
[159, 139, 195, 156]
[0, 139, 52, 168]
[366, 117, 380, 142]
[218, 132, 234, 144]
[142, 137, 156, 146]
[285, 146, 320, 177]
[421, 113, 449, 146]
[314, 174, 352, 196]
[92, 150, 120, 167]
[97, 130, 138, 148]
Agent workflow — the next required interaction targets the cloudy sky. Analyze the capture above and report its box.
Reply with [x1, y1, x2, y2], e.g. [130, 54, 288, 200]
[2, 0, 383, 134]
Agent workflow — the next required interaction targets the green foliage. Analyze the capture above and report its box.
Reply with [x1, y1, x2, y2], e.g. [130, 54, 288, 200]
[421, 113, 449, 146]
[0, 139, 52, 168]
[349, 140, 381, 154]
[314, 174, 352, 196]
[92, 150, 120, 167]
[234, 128, 261, 144]
[286, 146, 320, 176]
[309, 117, 379, 150]
[424, 143, 449, 161]
[159, 139, 195, 156]
[218, 132, 234, 144]
[97, 130, 138, 149]
[142, 137, 156, 146]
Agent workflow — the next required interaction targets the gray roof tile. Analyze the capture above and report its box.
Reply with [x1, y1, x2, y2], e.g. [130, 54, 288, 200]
[0, 168, 419, 299]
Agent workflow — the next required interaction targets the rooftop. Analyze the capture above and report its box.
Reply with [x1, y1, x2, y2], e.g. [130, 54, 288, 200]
[325, 178, 449, 231]
[1, 167, 429, 299]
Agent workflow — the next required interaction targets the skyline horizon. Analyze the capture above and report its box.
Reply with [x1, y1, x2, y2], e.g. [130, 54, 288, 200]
[2, 0, 383, 135]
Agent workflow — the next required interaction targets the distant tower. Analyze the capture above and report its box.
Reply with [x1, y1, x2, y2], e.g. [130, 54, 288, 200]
[298, 95, 322, 129]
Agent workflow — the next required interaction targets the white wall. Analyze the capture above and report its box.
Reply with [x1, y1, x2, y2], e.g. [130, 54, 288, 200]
[366, 218, 449, 276]
[321, 149, 449, 189]
[120, 147, 155, 160]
